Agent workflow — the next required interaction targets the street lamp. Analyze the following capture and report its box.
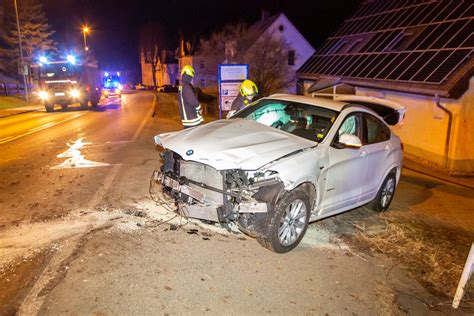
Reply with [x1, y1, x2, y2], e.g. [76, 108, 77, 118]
[82, 26, 90, 51]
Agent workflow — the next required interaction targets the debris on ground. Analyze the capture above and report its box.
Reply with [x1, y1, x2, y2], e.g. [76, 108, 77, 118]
[124, 210, 146, 217]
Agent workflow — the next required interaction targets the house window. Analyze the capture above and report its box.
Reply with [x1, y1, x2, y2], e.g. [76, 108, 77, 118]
[346, 39, 363, 53]
[279, 25, 285, 32]
[288, 50, 295, 66]
[386, 26, 424, 51]
[200, 62, 205, 69]
[329, 40, 348, 54]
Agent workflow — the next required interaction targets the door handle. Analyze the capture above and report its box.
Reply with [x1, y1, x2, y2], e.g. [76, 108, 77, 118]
[360, 151, 367, 157]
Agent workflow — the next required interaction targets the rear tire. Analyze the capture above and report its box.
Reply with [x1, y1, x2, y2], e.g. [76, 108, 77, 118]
[61, 104, 68, 110]
[365, 171, 397, 213]
[257, 188, 310, 253]
[91, 99, 99, 108]
[80, 101, 88, 110]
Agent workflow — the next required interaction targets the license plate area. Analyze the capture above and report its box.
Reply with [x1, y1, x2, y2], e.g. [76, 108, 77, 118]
[163, 176, 205, 203]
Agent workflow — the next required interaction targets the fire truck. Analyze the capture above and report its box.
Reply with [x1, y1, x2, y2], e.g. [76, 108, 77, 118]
[33, 55, 101, 112]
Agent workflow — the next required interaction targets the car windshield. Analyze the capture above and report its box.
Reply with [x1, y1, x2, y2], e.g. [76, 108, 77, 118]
[40, 63, 80, 80]
[232, 99, 339, 143]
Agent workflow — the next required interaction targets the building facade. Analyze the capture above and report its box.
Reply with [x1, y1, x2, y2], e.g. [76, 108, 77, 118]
[140, 50, 179, 88]
[297, 0, 473, 175]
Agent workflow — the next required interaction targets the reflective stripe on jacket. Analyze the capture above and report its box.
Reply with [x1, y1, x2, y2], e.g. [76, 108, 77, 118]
[178, 74, 203, 127]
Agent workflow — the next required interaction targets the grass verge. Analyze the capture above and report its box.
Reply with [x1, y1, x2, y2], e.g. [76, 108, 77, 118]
[353, 214, 473, 297]
[0, 96, 34, 110]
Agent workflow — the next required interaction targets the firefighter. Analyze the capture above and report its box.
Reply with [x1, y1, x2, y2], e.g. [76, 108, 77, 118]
[178, 65, 203, 128]
[230, 79, 259, 111]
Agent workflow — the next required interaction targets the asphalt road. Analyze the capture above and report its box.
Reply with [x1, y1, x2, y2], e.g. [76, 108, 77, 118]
[0, 91, 472, 315]
[0, 91, 170, 229]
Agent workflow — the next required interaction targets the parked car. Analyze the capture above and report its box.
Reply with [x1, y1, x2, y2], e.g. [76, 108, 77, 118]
[135, 83, 146, 90]
[157, 85, 178, 93]
[154, 94, 406, 253]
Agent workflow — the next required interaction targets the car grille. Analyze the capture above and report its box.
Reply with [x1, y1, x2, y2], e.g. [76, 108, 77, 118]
[179, 160, 223, 204]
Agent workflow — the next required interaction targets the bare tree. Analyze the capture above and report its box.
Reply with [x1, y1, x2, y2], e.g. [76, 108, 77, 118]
[0, 0, 56, 76]
[198, 23, 294, 96]
[244, 32, 294, 96]
[140, 22, 165, 88]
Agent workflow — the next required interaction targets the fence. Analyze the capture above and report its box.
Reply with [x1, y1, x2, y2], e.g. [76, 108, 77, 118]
[0, 82, 29, 96]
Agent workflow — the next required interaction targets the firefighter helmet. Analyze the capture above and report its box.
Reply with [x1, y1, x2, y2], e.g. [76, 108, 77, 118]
[240, 79, 258, 97]
[181, 65, 195, 77]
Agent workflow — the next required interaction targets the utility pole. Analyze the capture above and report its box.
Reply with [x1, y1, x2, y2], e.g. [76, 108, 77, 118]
[82, 26, 90, 51]
[13, 0, 29, 101]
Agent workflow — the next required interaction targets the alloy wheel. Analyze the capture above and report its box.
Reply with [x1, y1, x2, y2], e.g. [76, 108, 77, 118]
[278, 199, 307, 246]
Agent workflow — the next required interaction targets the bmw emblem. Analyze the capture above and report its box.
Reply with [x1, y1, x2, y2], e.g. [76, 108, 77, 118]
[186, 149, 194, 156]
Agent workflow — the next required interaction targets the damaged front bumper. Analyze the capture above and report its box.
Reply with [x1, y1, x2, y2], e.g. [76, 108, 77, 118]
[156, 150, 282, 227]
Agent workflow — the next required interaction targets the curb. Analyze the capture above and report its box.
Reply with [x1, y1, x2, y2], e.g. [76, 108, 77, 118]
[0, 108, 42, 119]
[403, 166, 474, 190]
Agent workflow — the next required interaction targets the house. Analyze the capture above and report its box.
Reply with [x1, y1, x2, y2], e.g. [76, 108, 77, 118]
[140, 49, 179, 88]
[179, 12, 315, 93]
[297, 0, 474, 175]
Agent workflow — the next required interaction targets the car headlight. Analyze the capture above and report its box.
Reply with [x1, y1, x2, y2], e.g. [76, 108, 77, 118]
[69, 89, 80, 98]
[115, 88, 121, 94]
[38, 91, 49, 100]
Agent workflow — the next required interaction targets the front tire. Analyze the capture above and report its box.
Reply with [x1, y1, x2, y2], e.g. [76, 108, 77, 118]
[44, 103, 54, 112]
[257, 188, 310, 253]
[80, 101, 88, 110]
[365, 171, 397, 212]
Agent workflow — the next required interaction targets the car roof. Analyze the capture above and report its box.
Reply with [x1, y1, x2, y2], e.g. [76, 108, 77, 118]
[266, 94, 348, 112]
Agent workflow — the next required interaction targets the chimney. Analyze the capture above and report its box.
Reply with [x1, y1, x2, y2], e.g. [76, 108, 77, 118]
[261, 10, 270, 22]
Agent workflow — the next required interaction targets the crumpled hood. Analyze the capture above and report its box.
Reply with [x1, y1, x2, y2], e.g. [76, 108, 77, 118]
[155, 119, 316, 170]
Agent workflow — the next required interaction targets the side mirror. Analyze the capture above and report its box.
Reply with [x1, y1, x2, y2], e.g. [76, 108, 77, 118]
[226, 110, 236, 119]
[338, 134, 362, 149]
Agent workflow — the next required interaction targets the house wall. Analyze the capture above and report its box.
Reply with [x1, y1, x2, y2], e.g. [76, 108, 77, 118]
[179, 56, 218, 92]
[355, 76, 474, 175]
[264, 14, 315, 93]
[140, 59, 153, 87]
[141, 53, 179, 87]
[160, 64, 179, 86]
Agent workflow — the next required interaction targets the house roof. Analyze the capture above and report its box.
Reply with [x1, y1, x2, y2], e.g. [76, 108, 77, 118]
[249, 13, 281, 39]
[297, 0, 474, 98]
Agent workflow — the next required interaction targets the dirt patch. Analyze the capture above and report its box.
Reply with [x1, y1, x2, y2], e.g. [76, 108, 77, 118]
[0, 251, 51, 316]
[348, 213, 472, 298]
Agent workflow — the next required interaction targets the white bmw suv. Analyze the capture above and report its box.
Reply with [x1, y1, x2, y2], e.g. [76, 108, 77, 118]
[154, 94, 405, 253]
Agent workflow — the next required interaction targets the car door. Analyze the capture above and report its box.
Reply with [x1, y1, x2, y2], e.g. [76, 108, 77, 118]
[320, 113, 368, 213]
[360, 113, 393, 201]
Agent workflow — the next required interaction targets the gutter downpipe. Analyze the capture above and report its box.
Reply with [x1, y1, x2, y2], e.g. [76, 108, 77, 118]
[435, 94, 453, 170]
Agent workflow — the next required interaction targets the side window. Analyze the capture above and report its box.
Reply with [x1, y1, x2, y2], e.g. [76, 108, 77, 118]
[365, 114, 391, 144]
[334, 113, 360, 143]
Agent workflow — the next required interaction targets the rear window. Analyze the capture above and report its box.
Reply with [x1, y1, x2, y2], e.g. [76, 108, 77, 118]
[364, 114, 391, 144]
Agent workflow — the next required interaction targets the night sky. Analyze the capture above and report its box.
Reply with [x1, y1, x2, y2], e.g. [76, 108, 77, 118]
[42, 0, 360, 81]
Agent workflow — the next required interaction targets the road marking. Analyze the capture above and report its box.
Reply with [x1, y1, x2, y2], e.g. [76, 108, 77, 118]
[0, 113, 85, 145]
[0, 135, 14, 142]
[18, 93, 157, 315]
[51, 138, 112, 169]
[87, 93, 156, 208]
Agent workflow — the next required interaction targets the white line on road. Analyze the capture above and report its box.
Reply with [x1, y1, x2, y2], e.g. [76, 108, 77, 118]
[0, 113, 85, 145]
[87, 93, 156, 208]
[18, 93, 157, 315]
